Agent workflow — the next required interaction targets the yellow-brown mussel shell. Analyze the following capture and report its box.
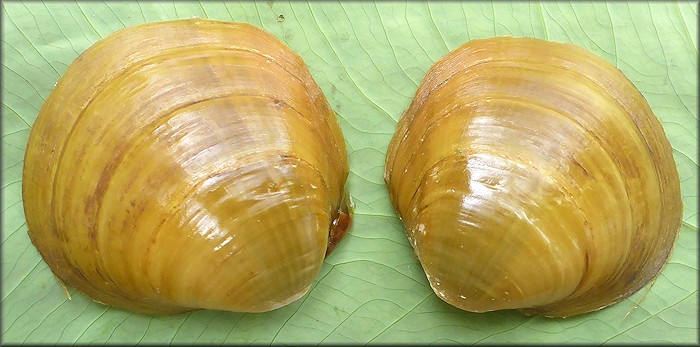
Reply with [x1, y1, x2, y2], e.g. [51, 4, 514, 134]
[384, 36, 682, 318]
[22, 19, 352, 315]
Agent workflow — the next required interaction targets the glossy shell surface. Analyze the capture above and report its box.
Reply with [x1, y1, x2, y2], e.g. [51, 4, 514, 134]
[385, 37, 682, 317]
[22, 19, 351, 315]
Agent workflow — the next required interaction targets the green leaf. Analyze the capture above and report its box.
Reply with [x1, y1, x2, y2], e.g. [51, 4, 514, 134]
[2, 0, 697, 344]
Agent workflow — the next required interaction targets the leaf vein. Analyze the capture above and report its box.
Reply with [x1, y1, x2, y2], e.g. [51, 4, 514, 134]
[4, 10, 61, 76]
[74, 1, 103, 38]
[306, 3, 394, 123]
[367, 293, 431, 343]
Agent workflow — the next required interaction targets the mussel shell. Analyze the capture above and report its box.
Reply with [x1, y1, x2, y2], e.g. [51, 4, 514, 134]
[385, 37, 682, 317]
[22, 19, 351, 314]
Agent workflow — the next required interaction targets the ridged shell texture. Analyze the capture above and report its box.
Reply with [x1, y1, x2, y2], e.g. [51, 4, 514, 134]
[385, 37, 682, 317]
[22, 19, 350, 314]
